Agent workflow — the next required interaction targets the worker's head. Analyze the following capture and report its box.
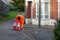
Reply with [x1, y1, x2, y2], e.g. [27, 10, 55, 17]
[17, 16, 21, 20]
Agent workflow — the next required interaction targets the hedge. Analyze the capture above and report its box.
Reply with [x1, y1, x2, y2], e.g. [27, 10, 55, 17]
[54, 20, 60, 40]
[0, 12, 9, 20]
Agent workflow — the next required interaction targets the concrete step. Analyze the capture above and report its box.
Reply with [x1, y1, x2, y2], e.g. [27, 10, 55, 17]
[24, 24, 55, 29]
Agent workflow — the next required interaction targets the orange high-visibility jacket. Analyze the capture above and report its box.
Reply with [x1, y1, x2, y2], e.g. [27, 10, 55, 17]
[15, 15, 25, 24]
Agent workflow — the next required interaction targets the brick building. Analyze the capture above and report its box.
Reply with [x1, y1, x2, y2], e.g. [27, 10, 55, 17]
[25, 0, 59, 25]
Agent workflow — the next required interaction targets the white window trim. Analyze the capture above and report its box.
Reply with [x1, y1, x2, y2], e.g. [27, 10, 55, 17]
[43, 2, 45, 19]
[43, 2, 50, 19]
[36, 3, 38, 19]
[58, 2, 60, 19]
[49, 3, 50, 19]
[36, 2, 50, 19]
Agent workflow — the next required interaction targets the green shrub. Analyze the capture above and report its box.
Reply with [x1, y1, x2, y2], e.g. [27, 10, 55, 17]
[0, 12, 9, 18]
[54, 20, 60, 40]
[0, 11, 17, 24]
[0, 16, 3, 20]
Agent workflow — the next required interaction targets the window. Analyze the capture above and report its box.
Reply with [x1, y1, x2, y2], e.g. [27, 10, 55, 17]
[45, 3, 49, 14]
[58, 2, 60, 19]
[45, 15, 48, 18]
[36, 2, 50, 19]
[58, 2, 60, 10]
[37, 3, 39, 14]
[44, 2, 49, 19]
[36, 3, 44, 19]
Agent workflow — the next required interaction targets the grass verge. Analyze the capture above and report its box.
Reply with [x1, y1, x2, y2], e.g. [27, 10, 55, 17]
[0, 11, 18, 24]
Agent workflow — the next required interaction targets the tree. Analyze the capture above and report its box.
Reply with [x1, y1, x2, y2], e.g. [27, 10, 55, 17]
[10, 0, 24, 12]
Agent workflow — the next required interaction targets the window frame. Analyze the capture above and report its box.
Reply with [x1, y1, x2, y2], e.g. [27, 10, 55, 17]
[58, 2, 60, 19]
[36, 2, 50, 19]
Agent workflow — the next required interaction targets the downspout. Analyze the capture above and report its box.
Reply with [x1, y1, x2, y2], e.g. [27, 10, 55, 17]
[39, 0, 41, 27]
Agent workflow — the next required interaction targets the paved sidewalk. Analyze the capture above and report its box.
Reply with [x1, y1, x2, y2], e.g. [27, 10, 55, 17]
[24, 24, 54, 40]
[24, 24, 55, 29]
[24, 27, 54, 40]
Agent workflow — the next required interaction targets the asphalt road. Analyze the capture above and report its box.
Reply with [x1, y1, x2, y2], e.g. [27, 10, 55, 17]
[0, 20, 31, 40]
[0, 20, 54, 40]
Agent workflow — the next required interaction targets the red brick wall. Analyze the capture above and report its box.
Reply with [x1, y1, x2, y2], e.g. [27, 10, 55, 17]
[50, 0, 58, 20]
[26, 0, 58, 19]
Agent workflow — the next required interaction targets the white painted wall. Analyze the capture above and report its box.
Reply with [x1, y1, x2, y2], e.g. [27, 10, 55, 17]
[58, 0, 60, 2]
[32, 19, 56, 25]
[57, 0, 60, 21]
[25, 0, 34, 6]
[26, 18, 56, 25]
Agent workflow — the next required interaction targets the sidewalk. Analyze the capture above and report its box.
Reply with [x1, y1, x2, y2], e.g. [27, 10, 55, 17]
[24, 24, 54, 40]
[24, 24, 55, 29]
[24, 27, 54, 40]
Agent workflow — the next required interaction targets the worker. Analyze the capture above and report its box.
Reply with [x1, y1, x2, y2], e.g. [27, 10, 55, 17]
[13, 14, 25, 31]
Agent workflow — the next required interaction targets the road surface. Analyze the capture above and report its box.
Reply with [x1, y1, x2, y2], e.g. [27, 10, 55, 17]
[0, 20, 54, 40]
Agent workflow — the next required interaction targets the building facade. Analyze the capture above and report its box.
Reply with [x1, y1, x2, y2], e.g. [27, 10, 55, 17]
[25, 0, 60, 25]
[0, 0, 11, 12]
[0, 0, 6, 12]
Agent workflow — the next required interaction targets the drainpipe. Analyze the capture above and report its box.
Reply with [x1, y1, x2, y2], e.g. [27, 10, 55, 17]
[31, 2, 33, 24]
[39, 0, 41, 27]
